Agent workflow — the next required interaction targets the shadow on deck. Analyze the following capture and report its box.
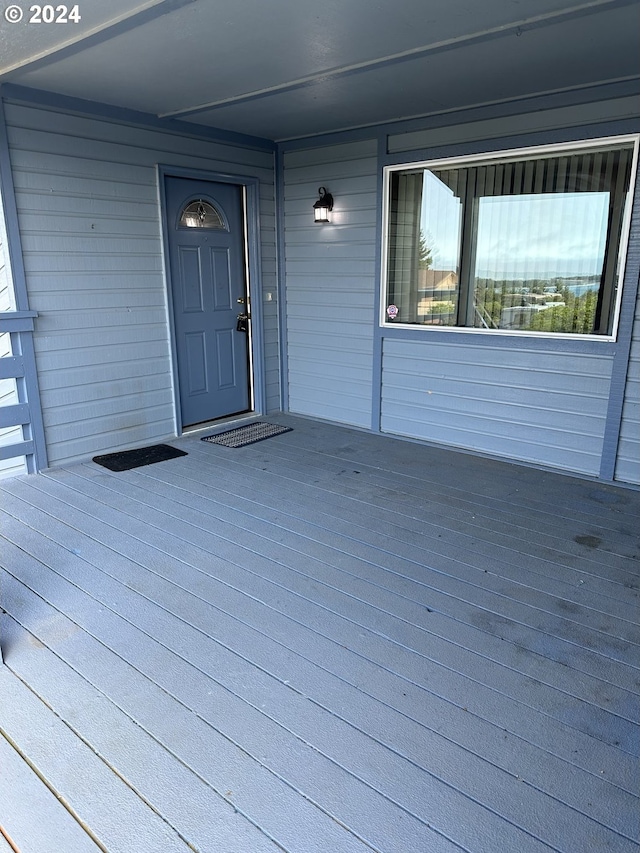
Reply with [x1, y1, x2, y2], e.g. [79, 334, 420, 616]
[1, 415, 638, 853]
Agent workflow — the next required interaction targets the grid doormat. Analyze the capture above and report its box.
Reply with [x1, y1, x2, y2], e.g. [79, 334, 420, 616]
[201, 422, 292, 448]
[93, 444, 187, 472]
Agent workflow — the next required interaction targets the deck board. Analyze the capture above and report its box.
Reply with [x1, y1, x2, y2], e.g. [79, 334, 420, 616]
[0, 662, 188, 853]
[0, 726, 102, 853]
[1, 415, 638, 853]
[139, 452, 637, 615]
[112, 456, 639, 628]
[6, 469, 636, 753]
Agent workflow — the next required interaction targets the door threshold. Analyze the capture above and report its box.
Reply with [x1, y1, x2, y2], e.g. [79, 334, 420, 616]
[182, 412, 257, 436]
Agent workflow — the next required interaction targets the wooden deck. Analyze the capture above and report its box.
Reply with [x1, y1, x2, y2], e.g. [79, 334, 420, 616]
[0, 415, 638, 853]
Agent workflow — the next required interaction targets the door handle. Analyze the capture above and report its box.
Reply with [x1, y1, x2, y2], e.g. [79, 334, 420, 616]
[236, 312, 250, 332]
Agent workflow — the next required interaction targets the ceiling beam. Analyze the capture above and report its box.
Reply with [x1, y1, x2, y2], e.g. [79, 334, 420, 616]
[159, 0, 638, 120]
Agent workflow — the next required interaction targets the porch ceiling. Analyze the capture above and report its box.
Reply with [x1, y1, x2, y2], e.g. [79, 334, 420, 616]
[0, 0, 638, 141]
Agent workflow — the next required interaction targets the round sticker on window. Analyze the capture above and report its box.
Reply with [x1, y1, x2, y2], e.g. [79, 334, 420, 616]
[387, 304, 399, 320]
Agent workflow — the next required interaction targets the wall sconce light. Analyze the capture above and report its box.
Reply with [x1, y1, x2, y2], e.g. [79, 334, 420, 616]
[313, 186, 333, 223]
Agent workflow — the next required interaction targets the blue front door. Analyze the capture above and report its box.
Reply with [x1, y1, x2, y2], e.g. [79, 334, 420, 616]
[166, 177, 251, 427]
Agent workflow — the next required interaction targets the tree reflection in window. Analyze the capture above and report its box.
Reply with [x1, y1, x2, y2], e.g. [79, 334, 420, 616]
[384, 141, 635, 337]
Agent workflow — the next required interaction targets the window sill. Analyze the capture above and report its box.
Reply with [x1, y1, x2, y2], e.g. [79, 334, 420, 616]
[377, 322, 618, 353]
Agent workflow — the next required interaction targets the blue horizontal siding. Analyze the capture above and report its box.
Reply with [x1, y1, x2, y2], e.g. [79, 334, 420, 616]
[615, 297, 640, 484]
[387, 95, 640, 154]
[283, 140, 378, 429]
[7, 113, 273, 173]
[4, 100, 277, 466]
[380, 100, 640, 481]
[381, 338, 614, 475]
[281, 109, 639, 480]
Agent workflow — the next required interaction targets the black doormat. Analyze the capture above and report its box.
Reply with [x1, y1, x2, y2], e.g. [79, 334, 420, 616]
[93, 444, 187, 472]
[201, 422, 292, 448]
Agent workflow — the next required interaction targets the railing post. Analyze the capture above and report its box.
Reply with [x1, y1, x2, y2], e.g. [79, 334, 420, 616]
[0, 91, 48, 474]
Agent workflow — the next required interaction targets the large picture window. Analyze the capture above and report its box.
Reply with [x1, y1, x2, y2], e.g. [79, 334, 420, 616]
[382, 138, 637, 337]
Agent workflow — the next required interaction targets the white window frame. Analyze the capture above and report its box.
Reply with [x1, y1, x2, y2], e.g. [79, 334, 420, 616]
[380, 135, 639, 341]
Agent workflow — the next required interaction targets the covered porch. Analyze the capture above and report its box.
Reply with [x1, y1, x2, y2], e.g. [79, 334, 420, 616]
[0, 415, 638, 853]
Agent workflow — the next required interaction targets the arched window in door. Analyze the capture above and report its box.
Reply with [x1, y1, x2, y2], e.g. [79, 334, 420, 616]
[179, 199, 226, 229]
